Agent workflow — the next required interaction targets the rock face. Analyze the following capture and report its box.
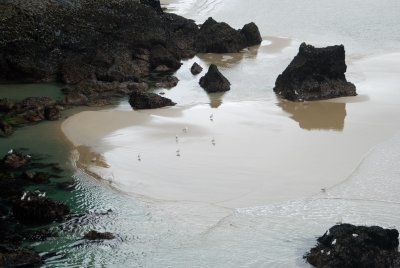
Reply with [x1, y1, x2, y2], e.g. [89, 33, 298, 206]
[83, 230, 115, 240]
[274, 43, 356, 101]
[12, 192, 70, 224]
[129, 88, 176, 110]
[190, 62, 203, 75]
[305, 224, 400, 268]
[196, 17, 262, 53]
[199, 64, 231, 93]
[0, 245, 42, 267]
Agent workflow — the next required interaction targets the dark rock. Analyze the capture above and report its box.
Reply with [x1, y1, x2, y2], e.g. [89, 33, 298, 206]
[44, 106, 61, 121]
[0, 119, 13, 137]
[23, 228, 58, 241]
[195, 17, 262, 53]
[240, 22, 263, 47]
[83, 230, 115, 240]
[2, 151, 31, 169]
[140, 0, 163, 15]
[162, 13, 199, 58]
[60, 58, 95, 85]
[18, 97, 57, 112]
[199, 64, 231, 93]
[12, 192, 70, 224]
[274, 43, 357, 101]
[129, 89, 176, 110]
[305, 223, 400, 268]
[155, 76, 179, 88]
[63, 91, 89, 106]
[0, 245, 42, 267]
[150, 44, 182, 71]
[22, 171, 50, 184]
[190, 62, 203, 75]
[0, 98, 15, 113]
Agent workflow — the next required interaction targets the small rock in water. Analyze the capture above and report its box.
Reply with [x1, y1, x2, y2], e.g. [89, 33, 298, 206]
[199, 64, 231, 93]
[190, 62, 203, 75]
[83, 230, 115, 241]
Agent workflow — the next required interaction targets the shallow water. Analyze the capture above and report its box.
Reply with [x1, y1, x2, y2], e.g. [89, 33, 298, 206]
[2, 0, 400, 267]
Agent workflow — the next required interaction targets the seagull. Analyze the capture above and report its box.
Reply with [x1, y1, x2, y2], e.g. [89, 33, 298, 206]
[182, 127, 188, 133]
[332, 239, 336, 245]
[138, 154, 141, 162]
[27, 197, 31, 202]
[7, 149, 13, 154]
[176, 149, 180, 157]
[38, 192, 46, 198]
[210, 114, 214, 121]
[26, 154, 31, 158]
[326, 230, 330, 236]
[21, 192, 27, 201]
[352, 233, 358, 237]
[327, 251, 331, 256]
[211, 137, 216, 146]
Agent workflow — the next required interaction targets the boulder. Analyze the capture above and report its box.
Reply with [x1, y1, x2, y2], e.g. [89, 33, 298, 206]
[274, 43, 357, 101]
[150, 44, 182, 71]
[190, 62, 203, 75]
[0, 98, 15, 113]
[44, 106, 61, 121]
[12, 192, 70, 224]
[199, 64, 231, 93]
[240, 22, 263, 47]
[129, 89, 176, 110]
[0, 245, 42, 267]
[305, 224, 400, 268]
[195, 17, 262, 53]
[83, 230, 115, 240]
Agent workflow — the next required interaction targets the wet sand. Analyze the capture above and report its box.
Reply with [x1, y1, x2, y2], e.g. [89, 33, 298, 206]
[62, 49, 400, 208]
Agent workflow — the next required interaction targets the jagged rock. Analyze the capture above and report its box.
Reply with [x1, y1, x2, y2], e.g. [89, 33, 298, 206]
[199, 64, 231, 93]
[195, 17, 262, 53]
[0, 119, 13, 137]
[129, 89, 176, 109]
[155, 76, 179, 88]
[150, 44, 182, 71]
[305, 224, 400, 268]
[12, 192, 70, 224]
[83, 230, 115, 240]
[0, 245, 42, 267]
[2, 151, 31, 169]
[44, 106, 61, 120]
[240, 22, 263, 46]
[190, 62, 203, 75]
[274, 43, 357, 101]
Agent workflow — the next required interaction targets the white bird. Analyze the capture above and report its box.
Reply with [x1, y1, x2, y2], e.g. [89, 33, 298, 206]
[27, 197, 31, 202]
[352, 233, 358, 237]
[21, 192, 27, 201]
[138, 154, 141, 162]
[26, 155, 31, 158]
[326, 230, 330, 236]
[182, 127, 188, 133]
[176, 149, 180, 157]
[7, 149, 13, 154]
[327, 251, 331, 256]
[332, 239, 336, 245]
[38, 192, 46, 198]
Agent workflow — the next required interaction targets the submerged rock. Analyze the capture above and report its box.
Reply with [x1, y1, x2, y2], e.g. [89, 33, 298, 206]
[305, 223, 400, 268]
[0, 245, 42, 267]
[196, 17, 262, 53]
[12, 192, 70, 224]
[190, 62, 203, 75]
[0, 120, 13, 137]
[199, 64, 231, 93]
[83, 230, 115, 241]
[128, 88, 176, 110]
[274, 43, 357, 101]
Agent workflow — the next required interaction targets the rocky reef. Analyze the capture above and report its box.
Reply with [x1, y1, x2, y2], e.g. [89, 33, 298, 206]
[274, 43, 357, 101]
[305, 224, 400, 267]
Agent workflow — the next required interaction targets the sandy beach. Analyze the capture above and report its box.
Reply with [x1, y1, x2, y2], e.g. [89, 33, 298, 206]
[62, 45, 400, 208]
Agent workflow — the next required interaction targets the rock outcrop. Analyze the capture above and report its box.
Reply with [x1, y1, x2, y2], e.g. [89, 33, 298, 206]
[12, 192, 70, 224]
[305, 224, 400, 268]
[0, 245, 42, 268]
[274, 43, 357, 101]
[199, 64, 231, 93]
[129, 88, 176, 109]
[196, 17, 262, 53]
